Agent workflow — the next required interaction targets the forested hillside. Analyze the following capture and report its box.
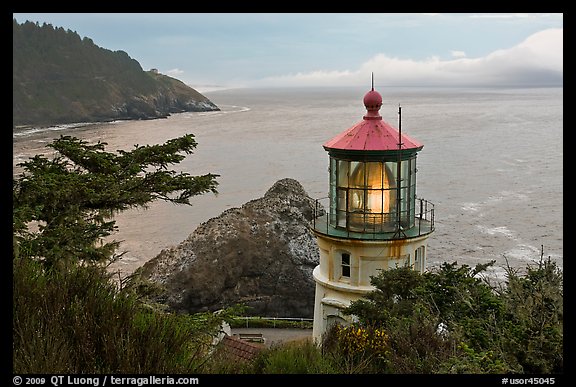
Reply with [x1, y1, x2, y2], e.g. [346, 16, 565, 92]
[13, 19, 219, 127]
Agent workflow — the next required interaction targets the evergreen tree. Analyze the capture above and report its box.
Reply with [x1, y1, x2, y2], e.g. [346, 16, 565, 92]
[13, 134, 230, 373]
[13, 134, 218, 269]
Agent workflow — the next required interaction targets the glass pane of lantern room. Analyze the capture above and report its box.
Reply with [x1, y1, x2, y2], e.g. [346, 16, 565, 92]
[399, 186, 410, 227]
[337, 189, 347, 228]
[400, 159, 410, 188]
[348, 188, 366, 231]
[337, 160, 349, 188]
[365, 162, 384, 224]
[385, 161, 398, 185]
[366, 162, 383, 189]
[348, 189, 364, 213]
[349, 161, 365, 188]
[330, 158, 337, 225]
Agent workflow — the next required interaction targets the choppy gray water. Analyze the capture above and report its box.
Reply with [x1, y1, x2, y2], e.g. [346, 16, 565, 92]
[13, 86, 563, 281]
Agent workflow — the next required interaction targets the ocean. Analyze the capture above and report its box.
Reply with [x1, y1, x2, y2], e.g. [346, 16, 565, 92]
[13, 86, 563, 282]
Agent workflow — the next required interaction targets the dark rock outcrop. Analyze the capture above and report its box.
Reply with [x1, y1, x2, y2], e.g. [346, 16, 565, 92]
[138, 178, 322, 318]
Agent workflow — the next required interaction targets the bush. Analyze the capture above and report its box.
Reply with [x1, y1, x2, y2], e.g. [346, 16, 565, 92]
[321, 323, 390, 373]
[335, 256, 563, 374]
[251, 339, 337, 374]
[13, 258, 224, 373]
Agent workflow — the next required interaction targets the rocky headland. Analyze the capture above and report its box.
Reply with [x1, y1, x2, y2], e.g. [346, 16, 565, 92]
[136, 178, 323, 318]
[13, 19, 219, 128]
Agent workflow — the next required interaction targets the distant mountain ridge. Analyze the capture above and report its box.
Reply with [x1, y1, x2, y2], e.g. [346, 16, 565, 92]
[13, 19, 219, 128]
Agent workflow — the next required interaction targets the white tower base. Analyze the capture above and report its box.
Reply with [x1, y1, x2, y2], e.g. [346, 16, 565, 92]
[312, 232, 431, 343]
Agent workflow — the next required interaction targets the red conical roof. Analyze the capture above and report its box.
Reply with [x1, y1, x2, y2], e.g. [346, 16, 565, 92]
[323, 88, 423, 152]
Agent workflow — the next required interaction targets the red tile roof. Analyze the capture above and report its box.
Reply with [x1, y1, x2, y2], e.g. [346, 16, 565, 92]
[219, 335, 264, 362]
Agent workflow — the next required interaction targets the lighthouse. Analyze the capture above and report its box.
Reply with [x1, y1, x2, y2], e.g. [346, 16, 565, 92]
[311, 84, 435, 342]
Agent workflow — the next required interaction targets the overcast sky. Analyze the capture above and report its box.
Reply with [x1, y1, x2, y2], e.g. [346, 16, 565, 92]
[13, 13, 563, 91]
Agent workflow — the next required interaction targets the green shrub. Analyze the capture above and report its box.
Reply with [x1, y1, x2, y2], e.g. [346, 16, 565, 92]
[13, 258, 224, 373]
[252, 339, 337, 374]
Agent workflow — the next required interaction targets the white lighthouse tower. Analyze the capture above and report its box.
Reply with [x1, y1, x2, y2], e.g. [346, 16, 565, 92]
[311, 85, 435, 342]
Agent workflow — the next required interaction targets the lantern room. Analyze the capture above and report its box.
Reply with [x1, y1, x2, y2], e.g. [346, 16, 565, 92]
[314, 87, 434, 239]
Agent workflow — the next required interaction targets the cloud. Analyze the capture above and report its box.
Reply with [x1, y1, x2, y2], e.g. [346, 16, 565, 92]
[468, 13, 534, 19]
[165, 68, 185, 76]
[255, 28, 562, 88]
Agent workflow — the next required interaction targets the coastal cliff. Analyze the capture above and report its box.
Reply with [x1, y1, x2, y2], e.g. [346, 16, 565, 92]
[136, 178, 323, 318]
[13, 19, 219, 128]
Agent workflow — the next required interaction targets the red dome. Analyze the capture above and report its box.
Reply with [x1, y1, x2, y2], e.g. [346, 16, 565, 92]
[323, 87, 424, 153]
[363, 90, 382, 111]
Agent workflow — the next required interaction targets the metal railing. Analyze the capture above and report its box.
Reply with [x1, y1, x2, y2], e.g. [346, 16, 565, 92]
[236, 316, 314, 328]
[312, 196, 434, 240]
